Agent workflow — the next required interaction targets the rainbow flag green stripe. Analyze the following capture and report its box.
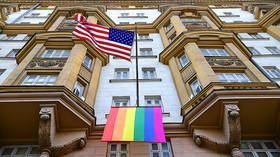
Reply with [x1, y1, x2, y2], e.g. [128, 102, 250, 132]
[102, 106, 166, 142]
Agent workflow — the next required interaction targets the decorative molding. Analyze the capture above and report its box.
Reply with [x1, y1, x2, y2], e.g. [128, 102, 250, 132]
[79, 65, 92, 83]
[27, 58, 66, 70]
[52, 137, 87, 157]
[205, 56, 245, 69]
[38, 107, 53, 148]
[180, 63, 195, 83]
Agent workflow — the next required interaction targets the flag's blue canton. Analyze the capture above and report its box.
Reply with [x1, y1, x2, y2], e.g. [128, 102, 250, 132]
[108, 28, 134, 46]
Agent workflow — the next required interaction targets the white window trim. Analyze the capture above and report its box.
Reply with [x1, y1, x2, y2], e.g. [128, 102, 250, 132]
[112, 96, 130, 107]
[149, 142, 173, 157]
[217, 73, 251, 83]
[200, 48, 229, 56]
[22, 75, 57, 86]
[107, 143, 129, 157]
[115, 68, 129, 79]
[142, 68, 156, 79]
[41, 49, 70, 58]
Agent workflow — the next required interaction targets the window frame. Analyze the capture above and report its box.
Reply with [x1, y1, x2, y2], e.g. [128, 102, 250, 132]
[41, 49, 70, 58]
[199, 48, 229, 56]
[6, 49, 20, 58]
[114, 68, 129, 79]
[265, 47, 280, 55]
[263, 66, 280, 79]
[112, 96, 130, 107]
[0, 69, 6, 76]
[82, 54, 93, 70]
[73, 80, 86, 100]
[21, 74, 58, 86]
[217, 73, 251, 83]
[0, 145, 40, 157]
[107, 143, 129, 157]
[142, 68, 156, 79]
[140, 48, 153, 56]
[189, 79, 202, 96]
[178, 54, 189, 68]
[149, 142, 173, 157]
[241, 140, 280, 157]
[248, 47, 261, 55]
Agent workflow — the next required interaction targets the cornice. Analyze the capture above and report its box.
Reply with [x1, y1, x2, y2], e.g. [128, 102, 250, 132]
[159, 30, 253, 64]
[16, 32, 109, 65]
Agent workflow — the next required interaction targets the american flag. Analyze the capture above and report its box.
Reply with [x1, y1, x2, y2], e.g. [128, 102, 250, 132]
[72, 14, 134, 61]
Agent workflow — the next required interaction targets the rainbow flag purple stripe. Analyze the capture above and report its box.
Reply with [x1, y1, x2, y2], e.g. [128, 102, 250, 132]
[102, 106, 166, 142]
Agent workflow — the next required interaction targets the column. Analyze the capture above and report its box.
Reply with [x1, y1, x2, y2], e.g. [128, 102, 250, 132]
[87, 15, 98, 24]
[85, 58, 102, 106]
[184, 43, 219, 88]
[48, 16, 66, 31]
[2, 43, 44, 85]
[267, 25, 280, 42]
[56, 44, 87, 90]
[170, 15, 186, 36]
[169, 57, 189, 106]
[159, 27, 170, 48]
[226, 43, 270, 82]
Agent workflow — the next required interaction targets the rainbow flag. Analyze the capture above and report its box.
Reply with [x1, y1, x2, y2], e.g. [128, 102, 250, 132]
[102, 106, 166, 142]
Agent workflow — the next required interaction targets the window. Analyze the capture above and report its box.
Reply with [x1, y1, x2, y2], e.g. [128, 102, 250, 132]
[65, 19, 77, 24]
[0, 35, 16, 40]
[140, 48, 153, 56]
[115, 68, 129, 79]
[200, 48, 229, 56]
[249, 33, 263, 39]
[266, 47, 280, 54]
[22, 75, 57, 85]
[150, 142, 173, 157]
[0, 69, 6, 76]
[108, 143, 128, 157]
[73, 80, 85, 100]
[144, 96, 162, 107]
[263, 66, 280, 79]
[136, 13, 144, 17]
[217, 73, 251, 82]
[179, 54, 189, 68]
[241, 140, 280, 157]
[142, 68, 156, 79]
[190, 79, 202, 96]
[276, 23, 280, 28]
[30, 13, 40, 17]
[223, 12, 233, 16]
[248, 47, 261, 55]
[119, 22, 129, 25]
[138, 34, 151, 40]
[41, 49, 70, 58]
[83, 55, 92, 70]
[0, 145, 40, 157]
[112, 96, 130, 106]
[6, 49, 20, 57]
[120, 13, 129, 17]
[23, 35, 32, 41]
[165, 23, 173, 32]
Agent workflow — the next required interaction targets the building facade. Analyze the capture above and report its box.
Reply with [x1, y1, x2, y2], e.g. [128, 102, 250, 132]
[0, 1, 280, 157]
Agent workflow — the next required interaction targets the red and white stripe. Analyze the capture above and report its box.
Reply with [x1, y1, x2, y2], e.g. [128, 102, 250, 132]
[72, 14, 132, 61]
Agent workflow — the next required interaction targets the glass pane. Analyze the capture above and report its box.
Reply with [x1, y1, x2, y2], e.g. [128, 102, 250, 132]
[271, 152, 280, 157]
[153, 153, 160, 157]
[241, 143, 249, 149]
[110, 153, 117, 157]
[251, 142, 263, 149]
[264, 142, 276, 149]
[162, 143, 168, 150]
[121, 144, 127, 151]
[120, 153, 127, 157]
[62, 50, 70, 58]
[111, 144, 117, 151]
[2, 148, 14, 155]
[30, 147, 40, 155]
[243, 152, 254, 157]
[163, 152, 170, 157]
[256, 152, 268, 157]
[152, 144, 158, 150]
[15, 147, 28, 155]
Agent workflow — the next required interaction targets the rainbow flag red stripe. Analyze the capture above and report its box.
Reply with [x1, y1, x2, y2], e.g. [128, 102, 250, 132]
[102, 106, 166, 142]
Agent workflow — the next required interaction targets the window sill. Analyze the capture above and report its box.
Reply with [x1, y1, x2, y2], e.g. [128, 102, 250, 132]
[109, 78, 162, 83]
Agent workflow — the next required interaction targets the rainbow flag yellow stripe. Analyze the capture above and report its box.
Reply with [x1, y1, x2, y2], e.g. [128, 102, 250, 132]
[102, 106, 166, 142]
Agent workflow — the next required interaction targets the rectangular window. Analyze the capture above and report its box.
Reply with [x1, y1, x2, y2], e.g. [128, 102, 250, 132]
[21, 75, 57, 85]
[142, 68, 156, 79]
[150, 142, 173, 157]
[263, 66, 280, 79]
[83, 55, 93, 70]
[249, 33, 263, 39]
[0, 35, 16, 40]
[120, 13, 129, 17]
[41, 49, 70, 58]
[112, 96, 130, 107]
[138, 34, 151, 40]
[241, 140, 280, 157]
[190, 79, 202, 96]
[6, 49, 20, 57]
[108, 143, 128, 157]
[179, 54, 189, 68]
[73, 80, 85, 100]
[140, 48, 153, 56]
[248, 47, 261, 55]
[200, 48, 229, 56]
[115, 68, 129, 79]
[165, 23, 173, 32]
[0, 145, 40, 156]
[217, 73, 251, 82]
[119, 22, 129, 25]
[136, 13, 144, 17]
[144, 96, 162, 107]
[266, 47, 280, 54]
[30, 13, 40, 17]
[23, 35, 31, 41]
[0, 69, 6, 76]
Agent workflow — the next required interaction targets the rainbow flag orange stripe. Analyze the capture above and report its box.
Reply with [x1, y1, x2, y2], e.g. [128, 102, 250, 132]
[102, 106, 166, 142]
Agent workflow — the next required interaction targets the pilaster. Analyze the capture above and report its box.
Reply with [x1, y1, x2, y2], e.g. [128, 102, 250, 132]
[159, 27, 170, 48]
[48, 16, 66, 31]
[267, 25, 280, 42]
[202, 15, 219, 30]
[170, 15, 186, 36]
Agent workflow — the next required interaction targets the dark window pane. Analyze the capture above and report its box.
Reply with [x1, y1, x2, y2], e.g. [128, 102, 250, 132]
[2, 148, 14, 155]
[15, 147, 28, 155]
[153, 152, 160, 157]
[152, 144, 158, 150]
[271, 152, 280, 157]
[264, 142, 276, 149]
[110, 153, 116, 157]
[163, 152, 170, 157]
[121, 153, 127, 157]
[111, 144, 117, 151]
[243, 152, 254, 157]
[121, 144, 127, 151]
[256, 152, 268, 157]
[251, 142, 262, 149]
[30, 147, 40, 155]
[241, 143, 249, 149]
[162, 143, 168, 150]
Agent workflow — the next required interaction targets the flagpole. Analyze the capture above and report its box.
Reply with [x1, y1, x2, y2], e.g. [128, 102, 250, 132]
[135, 26, 140, 107]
